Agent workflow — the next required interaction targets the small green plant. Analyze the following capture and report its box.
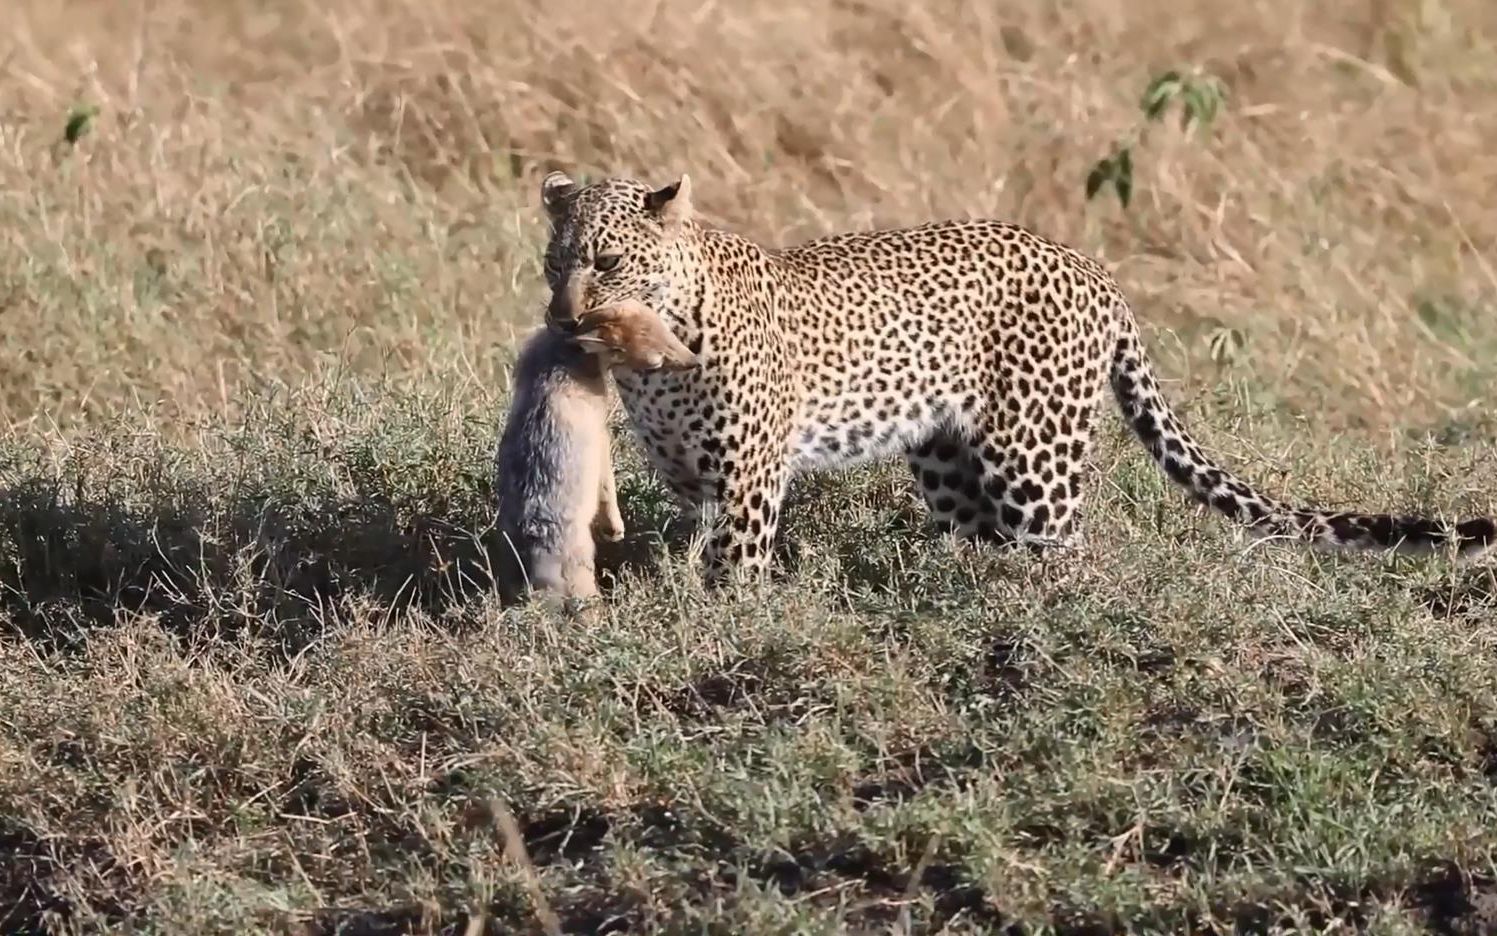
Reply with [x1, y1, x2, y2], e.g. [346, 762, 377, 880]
[1086, 70, 1227, 209]
[1207, 324, 1247, 365]
[1085, 147, 1133, 208]
[63, 104, 100, 147]
[1139, 70, 1226, 130]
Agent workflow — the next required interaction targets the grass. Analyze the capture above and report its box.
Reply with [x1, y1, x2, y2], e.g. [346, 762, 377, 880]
[3, 0, 1497, 932]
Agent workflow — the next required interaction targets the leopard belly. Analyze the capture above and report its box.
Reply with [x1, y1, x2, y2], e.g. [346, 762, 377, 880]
[787, 390, 968, 474]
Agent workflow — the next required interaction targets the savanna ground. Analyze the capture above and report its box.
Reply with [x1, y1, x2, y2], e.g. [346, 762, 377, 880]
[3, 1, 1497, 933]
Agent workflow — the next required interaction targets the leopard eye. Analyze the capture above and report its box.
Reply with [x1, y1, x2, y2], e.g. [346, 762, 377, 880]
[594, 252, 622, 273]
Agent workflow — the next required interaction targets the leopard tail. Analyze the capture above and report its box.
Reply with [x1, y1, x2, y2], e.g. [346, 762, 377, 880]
[1107, 304, 1495, 559]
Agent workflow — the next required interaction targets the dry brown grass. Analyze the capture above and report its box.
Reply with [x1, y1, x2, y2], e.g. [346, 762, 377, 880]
[4, 1, 1497, 933]
[3, 0, 1496, 430]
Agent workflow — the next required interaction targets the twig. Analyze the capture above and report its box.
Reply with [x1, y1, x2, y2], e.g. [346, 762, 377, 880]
[491, 797, 563, 936]
[895, 832, 942, 936]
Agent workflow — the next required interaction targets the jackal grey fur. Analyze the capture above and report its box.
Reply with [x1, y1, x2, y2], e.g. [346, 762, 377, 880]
[494, 327, 622, 603]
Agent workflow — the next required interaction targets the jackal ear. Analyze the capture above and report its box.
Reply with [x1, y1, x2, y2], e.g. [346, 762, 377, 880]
[569, 311, 606, 336]
[645, 174, 692, 231]
[541, 170, 577, 218]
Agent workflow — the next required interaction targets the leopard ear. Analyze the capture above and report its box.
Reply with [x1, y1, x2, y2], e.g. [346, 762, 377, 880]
[645, 174, 692, 231]
[541, 170, 577, 219]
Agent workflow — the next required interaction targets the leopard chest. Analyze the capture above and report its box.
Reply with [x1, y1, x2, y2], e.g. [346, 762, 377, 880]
[611, 368, 720, 503]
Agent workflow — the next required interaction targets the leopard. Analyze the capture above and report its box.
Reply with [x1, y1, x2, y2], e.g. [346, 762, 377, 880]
[537, 169, 1496, 585]
[494, 299, 699, 606]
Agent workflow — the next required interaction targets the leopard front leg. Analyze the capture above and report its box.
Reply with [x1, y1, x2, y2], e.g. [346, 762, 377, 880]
[661, 473, 709, 525]
[697, 338, 796, 588]
[702, 438, 791, 587]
